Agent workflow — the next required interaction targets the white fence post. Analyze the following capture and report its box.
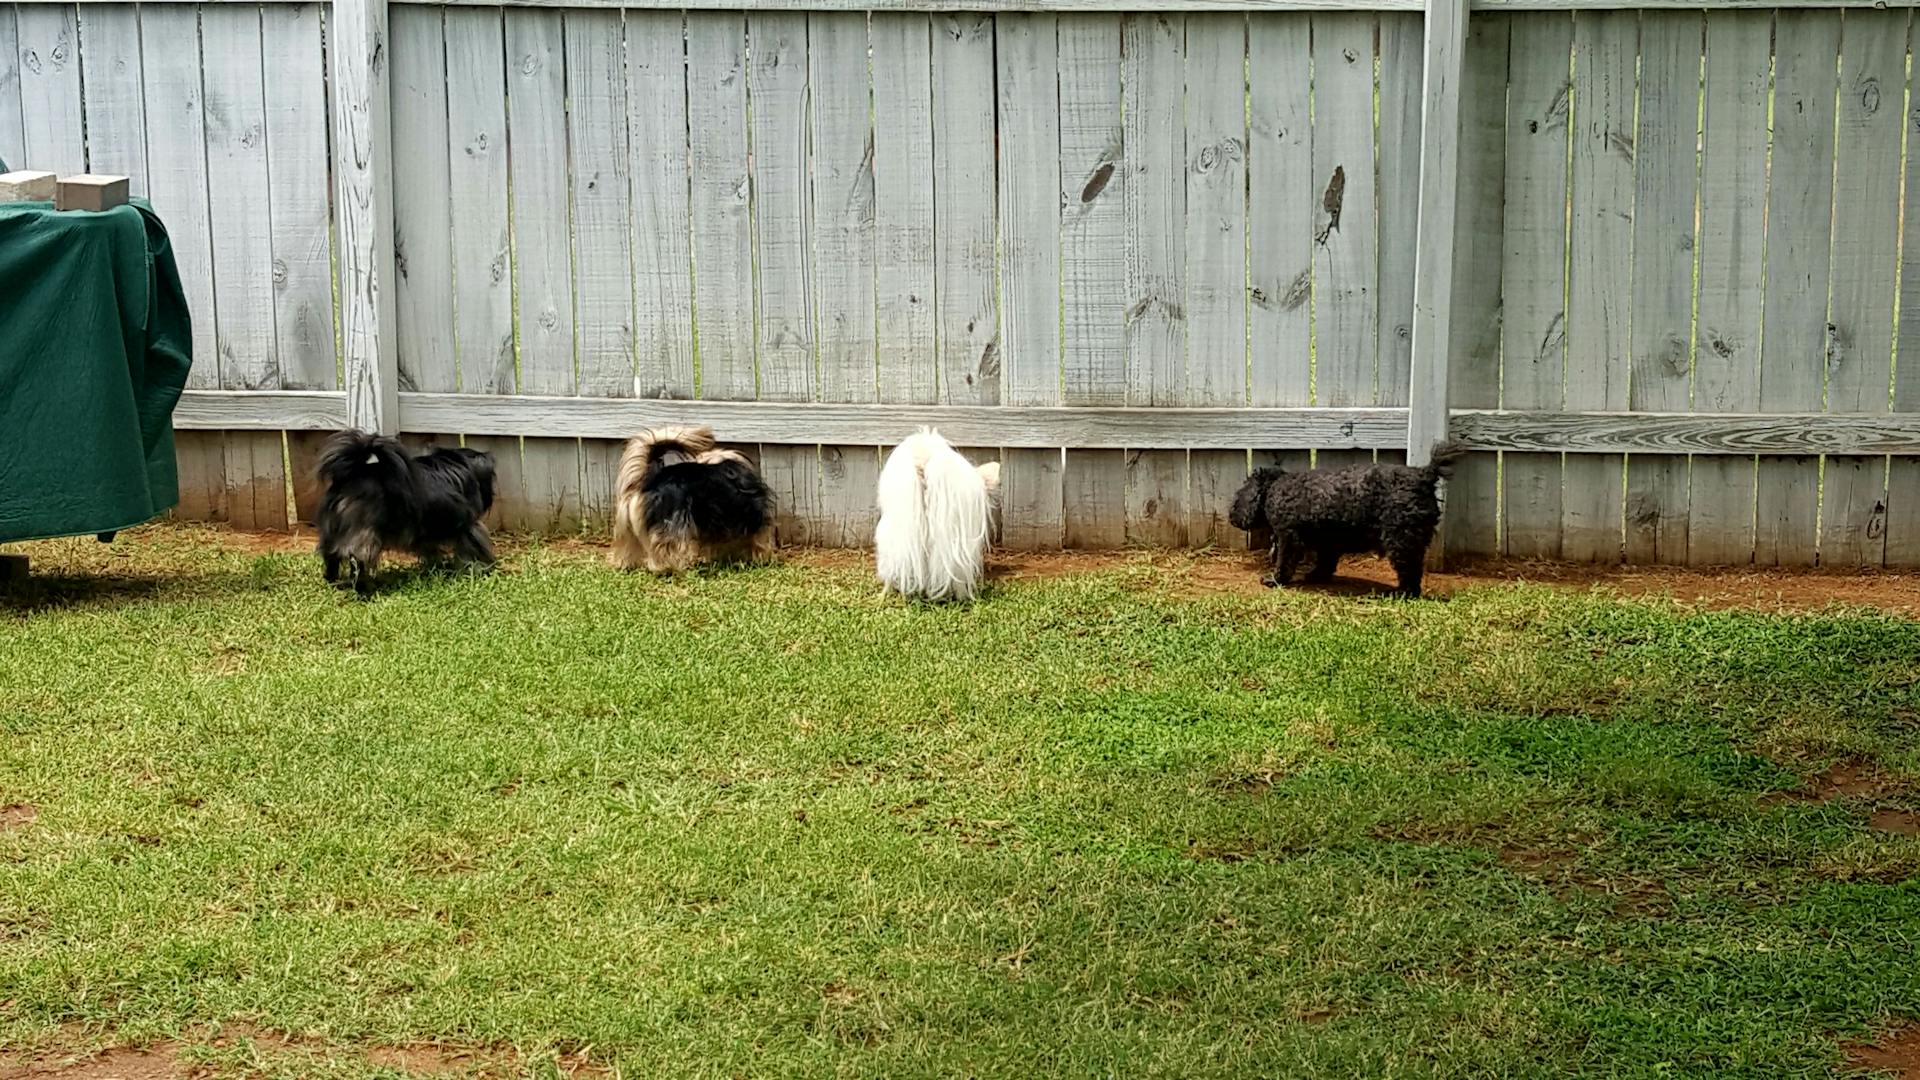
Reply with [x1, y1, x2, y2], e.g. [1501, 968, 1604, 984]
[1405, 0, 1469, 466]
[331, 0, 400, 435]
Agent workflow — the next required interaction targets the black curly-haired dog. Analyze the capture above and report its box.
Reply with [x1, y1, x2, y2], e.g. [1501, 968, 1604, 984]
[315, 430, 497, 596]
[1227, 446, 1466, 598]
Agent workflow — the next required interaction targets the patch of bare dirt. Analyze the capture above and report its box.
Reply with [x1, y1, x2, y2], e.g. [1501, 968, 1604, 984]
[1496, 846, 1671, 916]
[0, 804, 36, 831]
[1871, 809, 1920, 837]
[0, 1024, 610, 1080]
[1763, 762, 1899, 806]
[1846, 1023, 1920, 1078]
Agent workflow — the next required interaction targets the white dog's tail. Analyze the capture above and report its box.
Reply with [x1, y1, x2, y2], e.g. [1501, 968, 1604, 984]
[875, 429, 998, 601]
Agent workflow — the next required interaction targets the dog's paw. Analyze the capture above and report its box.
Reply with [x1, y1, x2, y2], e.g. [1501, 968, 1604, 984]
[1261, 575, 1281, 589]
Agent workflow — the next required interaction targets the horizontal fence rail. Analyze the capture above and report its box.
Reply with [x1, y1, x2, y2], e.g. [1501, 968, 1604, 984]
[3, 0, 1918, 563]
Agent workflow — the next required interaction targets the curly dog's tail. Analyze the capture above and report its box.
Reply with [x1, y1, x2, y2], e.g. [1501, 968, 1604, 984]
[1420, 442, 1468, 481]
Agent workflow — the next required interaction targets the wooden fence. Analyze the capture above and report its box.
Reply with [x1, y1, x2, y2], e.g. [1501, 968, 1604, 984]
[5, 0, 1920, 562]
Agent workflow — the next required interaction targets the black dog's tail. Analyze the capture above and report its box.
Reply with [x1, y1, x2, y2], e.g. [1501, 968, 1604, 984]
[1420, 442, 1468, 482]
[317, 429, 413, 492]
[1228, 466, 1286, 532]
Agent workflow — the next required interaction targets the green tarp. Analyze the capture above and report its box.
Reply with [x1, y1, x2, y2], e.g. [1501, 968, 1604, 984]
[0, 200, 193, 544]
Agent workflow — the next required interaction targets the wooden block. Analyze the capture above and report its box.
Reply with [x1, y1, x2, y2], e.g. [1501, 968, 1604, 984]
[54, 174, 130, 212]
[0, 170, 56, 202]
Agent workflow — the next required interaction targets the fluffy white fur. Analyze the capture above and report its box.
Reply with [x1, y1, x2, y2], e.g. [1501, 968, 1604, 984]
[875, 429, 1001, 602]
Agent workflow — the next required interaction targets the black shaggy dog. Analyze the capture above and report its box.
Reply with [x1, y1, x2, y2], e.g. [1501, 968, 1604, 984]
[315, 430, 497, 596]
[1227, 446, 1466, 598]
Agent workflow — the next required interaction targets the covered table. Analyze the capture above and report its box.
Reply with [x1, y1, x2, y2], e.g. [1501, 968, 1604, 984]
[0, 200, 193, 546]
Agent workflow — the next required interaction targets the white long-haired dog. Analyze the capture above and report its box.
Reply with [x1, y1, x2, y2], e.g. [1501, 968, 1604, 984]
[874, 429, 1001, 602]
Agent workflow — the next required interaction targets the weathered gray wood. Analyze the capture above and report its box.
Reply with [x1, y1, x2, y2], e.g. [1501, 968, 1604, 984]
[173, 390, 352, 430]
[686, 14, 756, 403]
[999, 13, 1066, 549]
[263, 2, 337, 392]
[1246, 15, 1311, 413]
[1122, 13, 1186, 546]
[818, 445, 881, 547]
[931, 14, 999, 406]
[1622, 10, 1696, 564]
[748, 11, 813, 405]
[805, 12, 872, 546]
[76, 5, 147, 194]
[333, 0, 401, 434]
[443, 7, 515, 396]
[392, 5, 457, 395]
[139, 5, 216, 393]
[1893, 17, 1920, 567]
[1686, 11, 1766, 566]
[0, 8, 21, 170]
[1440, 14, 1507, 560]
[1057, 14, 1127, 548]
[1185, 13, 1250, 545]
[755, 11, 821, 545]
[393, 395, 1408, 448]
[627, 11, 695, 400]
[1560, 10, 1633, 563]
[1310, 12, 1378, 411]
[1448, 411, 1920, 456]
[1755, 11, 1839, 566]
[1498, 13, 1572, 559]
[1819, 8, 1904, 566]
[506, 8, 580, 533]
[872, 13, 938, 406]
[17, 4, 84, 175]
[810, 12, 876, 407]
[566, 9, 635, 400]
[1380, 11, 1425, 419]
[351, 0, 1920, 13]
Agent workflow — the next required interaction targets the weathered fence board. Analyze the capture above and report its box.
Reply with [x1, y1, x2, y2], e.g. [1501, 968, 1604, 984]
[17, 4, 84, 175]
[628, 11, 695, 401]
[0, 8, 22, 168]
[75, 4, 146, 192]
[931, 14, 1000, 409]
[1623, 9, 1695, 565]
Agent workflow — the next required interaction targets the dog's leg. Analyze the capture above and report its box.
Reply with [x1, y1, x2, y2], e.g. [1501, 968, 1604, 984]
[1267, 536, 1304, 588]
[1386, 536, 1429, 598]
[454, 524, 497, 574]
[1305, 548, 1340, 584]
[353, 553, 381, 598]
[322, 552, 343, 584]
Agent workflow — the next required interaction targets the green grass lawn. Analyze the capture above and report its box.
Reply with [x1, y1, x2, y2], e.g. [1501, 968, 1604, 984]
[3, 528, 1920, 1078]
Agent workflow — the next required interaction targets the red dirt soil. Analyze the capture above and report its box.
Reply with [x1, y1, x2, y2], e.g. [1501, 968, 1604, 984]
[1847, 1024, 1920, 1078]
[17, 525, 1920, 615]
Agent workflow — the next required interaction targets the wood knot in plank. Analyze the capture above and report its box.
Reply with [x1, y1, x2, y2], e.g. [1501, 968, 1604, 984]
[1080, 162, 1115, 204]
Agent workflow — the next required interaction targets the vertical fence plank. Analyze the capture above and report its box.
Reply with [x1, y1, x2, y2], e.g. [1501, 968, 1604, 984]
[1820, 8, 1905, 566]
[1185, 13, 1249, 545]
[16, 4, 84, 174]
[142, 6, 223, 519]
[932, 14, 999, 409]
[628, 11, 694, 402]
[1309, 12, 1377, 425]
[1757, 12, 1838, 566]
[1623, 11, 1697, 564]
[1440, 15, 1508, 561]
[1122, 13, 1185, 546]
[202, 6, 287, 530]
[998, 13, 1064, 550]
[807, 13, 874, 546]
[1688, 11, 1768, 566]
[1561, 11, 1634, 563]
[392, 5, 456, 396]
[264, 3, 335, 394]
[506, 9, 579, 533]
[873, 13, 937, 408]
[77, 4, 146, 194]
[332, 0, 400, 436]
[687, 13, 756, 409]
[1499, 14, 1572, 559]
[443, 8, 521, 531]
[1379, 12, 1423, 420]
[568, 9, 635, 532]
[0, 7, 21, 169]
[1891, 18, 1920, 566]
[1058, 14, 1126, 549]
[755, 12, 824, 543]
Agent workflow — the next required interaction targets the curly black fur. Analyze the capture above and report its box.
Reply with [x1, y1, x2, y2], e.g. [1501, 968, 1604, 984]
[641, 456, 774, 544]
[315, 430, 497, 596]
[1228, 445, 1466, 598]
